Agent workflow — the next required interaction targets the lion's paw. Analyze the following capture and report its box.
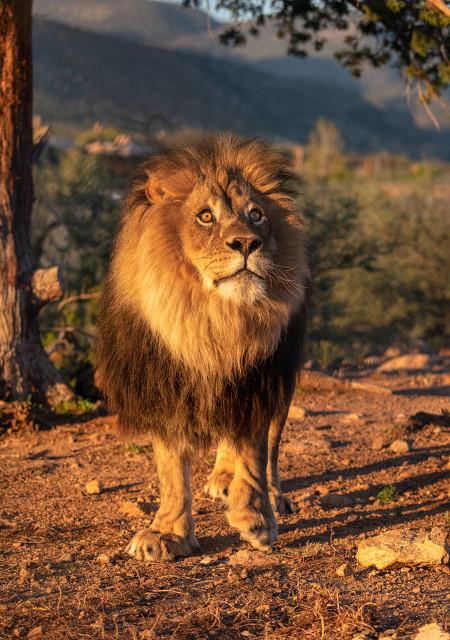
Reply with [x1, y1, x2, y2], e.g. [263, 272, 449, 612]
[126, 529, 199, 562]
[269, 489, 298, 515]
[227, 507, 277, 552]
[204, 471, 233, 502]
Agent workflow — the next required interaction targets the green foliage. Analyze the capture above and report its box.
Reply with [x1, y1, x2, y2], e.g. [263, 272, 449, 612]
[208, 0, 450, 99]
[124, 443, 143, 455]
[301, 122, 450, 356]
[377, 485, 397, 504]
[76, 124, 122, 146]
[33, 123, 450, 390]
[51, 398, 96, 414]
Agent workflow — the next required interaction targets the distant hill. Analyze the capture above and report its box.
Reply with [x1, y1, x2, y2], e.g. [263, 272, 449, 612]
[33, 14, 449, 157]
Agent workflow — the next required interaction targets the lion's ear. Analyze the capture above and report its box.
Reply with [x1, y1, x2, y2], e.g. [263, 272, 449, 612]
[144, 167, 192, 204]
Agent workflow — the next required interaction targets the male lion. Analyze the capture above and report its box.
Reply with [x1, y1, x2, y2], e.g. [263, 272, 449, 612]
[96, 134, 310, 561]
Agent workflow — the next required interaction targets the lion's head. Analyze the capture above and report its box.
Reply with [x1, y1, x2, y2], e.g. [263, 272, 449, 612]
[110, 134, 309, 379]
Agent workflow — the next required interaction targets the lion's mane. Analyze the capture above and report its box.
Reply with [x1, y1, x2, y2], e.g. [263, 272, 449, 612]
[96, 134, 310, 449]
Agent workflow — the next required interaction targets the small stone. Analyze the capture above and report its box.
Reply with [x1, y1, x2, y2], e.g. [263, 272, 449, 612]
[96, 553, 110, 564]
[288, 405, 308, 420]
[336, 562, 353, 577]
[371, 436, 385, 451]
[356, 527, 449, 570]
[414, 623, 450, 640]
[27, 628, 43, 639]
[389, 439, 410, 454]
[316, 485, 330, 496]
[85, 479, 102, 494]
[200, 556, 213, 565]
[342, 412, 361, 423]
[120, 500, 153, 517]
[321, 494, 353, 508]
[19, 567, 29, 579]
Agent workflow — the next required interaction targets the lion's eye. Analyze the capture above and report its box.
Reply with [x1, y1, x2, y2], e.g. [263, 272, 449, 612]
[248, 208, 264, 224]
[197, 209, 214, 225]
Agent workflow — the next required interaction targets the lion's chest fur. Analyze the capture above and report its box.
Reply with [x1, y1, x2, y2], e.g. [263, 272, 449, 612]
[96, 286, 305, 448]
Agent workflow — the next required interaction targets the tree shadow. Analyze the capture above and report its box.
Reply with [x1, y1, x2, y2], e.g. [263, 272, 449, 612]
[394, 384, 450, 397]
[280, 498, 450, 547]
[282, 443, 450, 492]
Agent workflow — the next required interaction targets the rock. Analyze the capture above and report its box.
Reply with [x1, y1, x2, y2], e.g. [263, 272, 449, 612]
[288, 405, 308, 420]
[96, 553, 111, 564]
[414, 623, 450, 640]
[371, 436, 385, 451]
[321, 494, 353, 508]
[27, 628, 43, 639]
[228, 549, 278, 568]
[85, 479, 102, 495]
[120, 500, 153, 517]
[336, 562, 353, 577]
[342, 412, 361, 423]
[378, 353, 431, 372]
[389, 439, 410, 454]
[356, 528, 449, 570]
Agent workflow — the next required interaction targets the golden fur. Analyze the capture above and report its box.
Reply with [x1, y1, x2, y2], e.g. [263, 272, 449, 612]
[96, 133, 310, 559]
[106, 134, 308, 383]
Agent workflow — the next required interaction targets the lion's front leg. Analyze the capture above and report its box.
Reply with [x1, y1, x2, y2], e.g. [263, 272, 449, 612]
[126, 439, 199, 562]
[226, 435, 277, 551]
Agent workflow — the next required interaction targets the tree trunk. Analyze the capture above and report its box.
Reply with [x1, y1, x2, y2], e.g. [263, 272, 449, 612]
[0, 0, 73, 404]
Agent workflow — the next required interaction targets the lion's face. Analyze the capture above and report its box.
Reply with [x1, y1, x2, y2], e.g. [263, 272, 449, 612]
[178, 178, 284, 305]
[113, 135, 309, 377]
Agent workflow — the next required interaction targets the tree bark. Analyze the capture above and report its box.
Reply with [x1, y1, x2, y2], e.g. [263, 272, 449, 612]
[0, 0, 73, 404]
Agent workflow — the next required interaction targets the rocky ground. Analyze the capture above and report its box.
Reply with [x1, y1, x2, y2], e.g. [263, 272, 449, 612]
[0, 360, 449, 639]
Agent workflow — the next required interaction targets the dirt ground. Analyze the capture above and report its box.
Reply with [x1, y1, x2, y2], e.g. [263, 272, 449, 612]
[1, 365, 449, 639]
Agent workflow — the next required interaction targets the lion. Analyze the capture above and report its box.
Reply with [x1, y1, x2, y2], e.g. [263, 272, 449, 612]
[95, 133, 310, 561]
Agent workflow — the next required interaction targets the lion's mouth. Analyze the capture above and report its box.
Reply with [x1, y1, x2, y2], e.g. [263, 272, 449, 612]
[213, 268, 265, 287]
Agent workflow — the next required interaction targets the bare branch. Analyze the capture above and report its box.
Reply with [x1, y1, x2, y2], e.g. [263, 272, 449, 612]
[57, 292, 99, 314]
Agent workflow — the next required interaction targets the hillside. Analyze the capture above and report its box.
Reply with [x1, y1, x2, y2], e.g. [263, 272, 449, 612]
[33, 18, 449, 157]
[34, 0, 450, 132]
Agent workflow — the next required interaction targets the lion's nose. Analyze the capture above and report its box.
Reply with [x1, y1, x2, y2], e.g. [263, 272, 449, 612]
[226, 236, 262, 258]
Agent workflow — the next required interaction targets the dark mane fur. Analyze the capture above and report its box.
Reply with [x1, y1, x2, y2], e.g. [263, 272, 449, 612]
[96, 276, 309, 448]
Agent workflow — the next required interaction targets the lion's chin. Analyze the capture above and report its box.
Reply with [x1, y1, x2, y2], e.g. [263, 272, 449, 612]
[215, 271, 267, 305]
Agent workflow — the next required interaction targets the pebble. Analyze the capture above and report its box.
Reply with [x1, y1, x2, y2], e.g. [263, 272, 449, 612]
[321, 494, 353, 508]
[371, 436, 385, 451]
[342, 413, 361, 423]
[96, 553, 111, 564]
[288, 405, 308, 420]
[389, 439, 410, 454]
[120, 500, 153, 517]
[27, 628, 43, 639]
[85, 479, 103, 494]
[335, 562, 353, 577]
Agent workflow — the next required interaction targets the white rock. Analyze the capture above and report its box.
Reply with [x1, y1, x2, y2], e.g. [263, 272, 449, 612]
[356, 528, 449, 570]
[378, 353, 431, 372]
[414, 623, 450, 640]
